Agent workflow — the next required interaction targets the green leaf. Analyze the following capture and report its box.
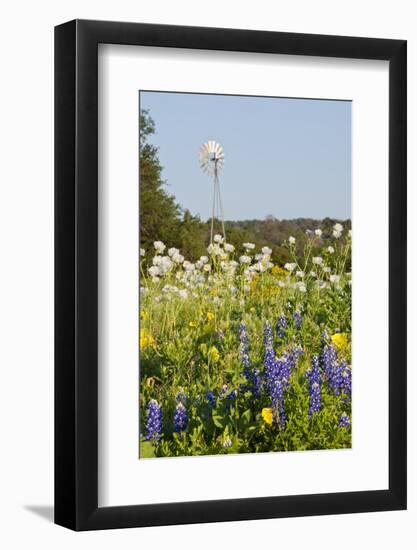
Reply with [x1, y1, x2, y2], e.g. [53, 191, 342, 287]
[140, 440, 156, 458]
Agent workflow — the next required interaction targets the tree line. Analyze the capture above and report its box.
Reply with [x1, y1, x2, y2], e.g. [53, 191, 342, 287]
[139, 109, 351, 266]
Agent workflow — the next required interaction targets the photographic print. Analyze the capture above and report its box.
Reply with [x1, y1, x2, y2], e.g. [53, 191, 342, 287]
[139, 91, 352, 459]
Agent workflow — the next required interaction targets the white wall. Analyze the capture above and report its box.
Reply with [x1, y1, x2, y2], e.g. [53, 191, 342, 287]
[0, 1, 414, 547]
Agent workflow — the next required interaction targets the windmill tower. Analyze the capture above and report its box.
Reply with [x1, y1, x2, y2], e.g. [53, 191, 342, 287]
[199, 140, 226, 243]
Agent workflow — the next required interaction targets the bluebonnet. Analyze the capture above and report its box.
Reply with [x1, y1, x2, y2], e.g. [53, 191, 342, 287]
[263, 322, 301, 426]
[225, 389, 238, 409]
[227, 389, 238, 400]
[321, 342, 352, 402]
[251, 368, 262, 400]
[175, 388, 187, 405]
[239, 322, 261, 400]
[145, 399, 163, 442]
[239, 322, 251, 382]
[338, 413, 351, 428]
[173, 402, 188, 432]
[306, 355, 321, 419]
[341, 365, 352, 401]
[219, 384, 229, 398]
[206, 390, 216, 408]
[293, 310, 302, 330]
[276, 315, 287, 339]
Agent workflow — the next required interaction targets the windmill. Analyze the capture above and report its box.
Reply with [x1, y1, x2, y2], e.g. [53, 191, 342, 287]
[199, 140, 226, 243]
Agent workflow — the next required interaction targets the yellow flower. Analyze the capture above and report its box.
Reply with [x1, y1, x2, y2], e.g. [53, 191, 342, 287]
[207, 346, 220, 364]
[206, 311, 215, 322]
[140, 310, 148, 320]
[331, 333, 349, 351]
[271, 265, 287, 278]
[189, 321, 198, 328]
[262, 408, 273, 425]
[140, 329, 155, 350]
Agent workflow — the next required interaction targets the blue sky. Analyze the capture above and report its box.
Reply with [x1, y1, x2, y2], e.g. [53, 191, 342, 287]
[140, 91, 351, 221]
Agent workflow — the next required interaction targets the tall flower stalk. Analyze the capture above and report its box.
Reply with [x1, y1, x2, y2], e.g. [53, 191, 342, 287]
[145, 399, 163, 442]
[307, 355, 321, 419]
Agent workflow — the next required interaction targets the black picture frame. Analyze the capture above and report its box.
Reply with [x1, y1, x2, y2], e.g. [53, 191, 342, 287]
[55, 19, 407, 531]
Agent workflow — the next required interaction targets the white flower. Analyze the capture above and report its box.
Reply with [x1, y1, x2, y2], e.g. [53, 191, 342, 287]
[310, 271, 317, 278]
[153, 241, 166, 253]
[148, 265, 160, 277]
[213, 234, 223, 243]
[158, 256, 173, 274]
[200, 256, 209, 264]
[172, 253, 184, 264]
[239, 255, 252, 264]
[327, 246, 335, 254]
[284, 262, 297, 272]
[295, 282, 306, 293]
[333, 223, 343, 239]
[183, 261, 195, 272]
[207, 243, 221, 256]
[288, 236, 296, 244]
[323, 266, 331, 273]
[296, 271, 305, 278]
[278, 280, 286, 288]
[178, 289, 188, 299]
[140, 286, 148, 295]
[312, 256, 323, 265]
[224, 243, 235, 253]
[330, 274, 340, 284]
[167, 247, 179, 257]
[315, 229, 322, 237]
[305, 229, 313, 235]
[262, 246, 272, 255]
[203, 264, 211, 272]
[243, 242, 255, 250]
[140, 248, 145, 257]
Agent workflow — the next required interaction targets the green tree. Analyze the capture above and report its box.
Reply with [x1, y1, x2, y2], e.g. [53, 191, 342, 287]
[139, 110, 181, 251]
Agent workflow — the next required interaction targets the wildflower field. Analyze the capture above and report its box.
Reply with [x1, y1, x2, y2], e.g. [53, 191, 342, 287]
[139, 224, 352, 458]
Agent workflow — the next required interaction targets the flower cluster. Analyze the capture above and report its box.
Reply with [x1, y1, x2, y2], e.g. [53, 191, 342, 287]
[276, 315, 287, 339]
[321, 337, 352, 401]
[338, 413, 351, 428]
[145, 399, 163, 441]
[239, 322, 261, 400]
[293, 310, 302, 330]
[306, 355, 321, 419]
[263, 322, 301, 426]
[173, 402, 188, 432]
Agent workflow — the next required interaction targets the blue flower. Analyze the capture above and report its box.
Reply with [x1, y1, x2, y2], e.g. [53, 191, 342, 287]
[239, 322, 251, 381]
[206, 390, 216, 408]
[339, 413, 351, 428]
[145, 399, 163, 442]
[276, 315, 287, 339]
[263, 323, 301, 426]
[306, 355, 321, 419]
[173, 402, 188, 432]
[321, 342, 352, 402]
[293, 311, 302, 330]
[239, 322, 261, 400]
[175, 388, 187, 405]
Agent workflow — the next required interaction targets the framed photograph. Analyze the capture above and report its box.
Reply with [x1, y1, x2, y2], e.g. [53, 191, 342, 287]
[55, 20, 406, 530]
